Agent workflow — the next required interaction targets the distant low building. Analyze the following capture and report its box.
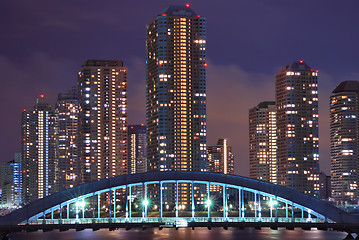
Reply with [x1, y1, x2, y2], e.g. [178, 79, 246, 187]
[207, 138, 234, 175]
[128, 124, 147, 174]
[0, 153, 21, 207]
[319, 171, 331, 200]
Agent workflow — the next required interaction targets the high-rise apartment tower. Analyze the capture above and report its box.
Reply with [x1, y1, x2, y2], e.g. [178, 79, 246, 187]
[276, 61, 320, 196]
[77, 60, 128, 184]
[146, 5, 207, 172]
[21, 96, 56, 203]
[330, 80, 359, 204]
[55, 87, 78, 190]
[249, 101, 277, 183]
[146, 5, 207, 208]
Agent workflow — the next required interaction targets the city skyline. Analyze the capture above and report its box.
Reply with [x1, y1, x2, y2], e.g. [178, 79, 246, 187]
[2, 1, 359, 177]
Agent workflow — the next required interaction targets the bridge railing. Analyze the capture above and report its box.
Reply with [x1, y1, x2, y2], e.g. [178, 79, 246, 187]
[24, 216, 327, 226]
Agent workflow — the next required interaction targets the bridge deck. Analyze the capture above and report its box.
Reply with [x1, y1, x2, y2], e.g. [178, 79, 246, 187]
[1, 221, 358, 234]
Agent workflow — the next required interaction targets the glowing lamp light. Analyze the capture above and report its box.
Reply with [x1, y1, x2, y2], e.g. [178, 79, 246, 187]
[186, 3, 190, 7]
[268, 199, 278, 207]
[141, 123, 144, 126]
[131, 126, 134, 129]
[204, 63, 208, 67]
[315, 70, 319, 73]
[162, 14, 167, 16]
[299, 60, 303, 63]
[143, 199, 149, 207]
[206, 199, 212, 207]
[40, 94, 45, 99]
[76, 200, 86, 208]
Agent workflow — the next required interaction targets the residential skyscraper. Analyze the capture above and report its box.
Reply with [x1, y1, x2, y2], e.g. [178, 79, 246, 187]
[207, 138, 234, 175]
[146, 5, 207, 208]
[146, 5, 207, 172]
[275, 61, 320, 196]
[77, 60, 128, 184]
[128, 124, 147, 174]
[55, 87, 78, 190]
[330, 80, 359, 204]
[21, 96, 56, 203]
[249, 101, 277, 183]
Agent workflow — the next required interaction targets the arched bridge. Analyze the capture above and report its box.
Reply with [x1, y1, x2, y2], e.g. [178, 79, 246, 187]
[1, 171, 359, 235]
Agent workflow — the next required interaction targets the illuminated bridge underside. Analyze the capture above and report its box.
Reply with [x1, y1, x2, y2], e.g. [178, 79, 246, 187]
[1, 172, 358, 227]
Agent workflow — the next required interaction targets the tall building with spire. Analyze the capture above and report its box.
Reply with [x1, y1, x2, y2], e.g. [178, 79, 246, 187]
[275, 61, 320, 196]
[330, 80, 359, 204]
[146, 5, 206, 172]
[146, 5, 207, 207]
[21, 95, 56, 203]
[55, 87, 78, 190]
[77, 60, 128, 184]
[249, 101, 277, 183]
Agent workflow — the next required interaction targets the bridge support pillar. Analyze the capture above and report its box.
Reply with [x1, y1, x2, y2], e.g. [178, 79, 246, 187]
[98, 194, 100, 219]
[129, 186, 132, 221]
[207, 182, 211, 220]
[275, 196, 278, 222]
[191, 181, 195, 220]
[258, 192, 261, 221]
[285, 202, 288, 221]
[176, 181, 179, 218]
[109, 189, 112, 223]
[160, 181, 163, 219]
[241, 189, 245, 220]
[254, 192, 257, 219]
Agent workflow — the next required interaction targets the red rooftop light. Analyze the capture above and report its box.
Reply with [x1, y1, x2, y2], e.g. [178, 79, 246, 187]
[204, 63, 208, 67]
[197, 15, 200, 17]
[315, 70, 319, 73]
[299, 60, 303, 63]
[141, 123, 144, 126]
[162, 14, 167, 16]
[186, 3, 190, 7]
[40, 94, 44, 99]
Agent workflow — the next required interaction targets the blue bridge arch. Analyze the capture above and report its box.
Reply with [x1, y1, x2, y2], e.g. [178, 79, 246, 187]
[1, 171, 358, 226]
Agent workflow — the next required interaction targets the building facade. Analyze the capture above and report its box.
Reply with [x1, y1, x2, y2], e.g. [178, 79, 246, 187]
[55, 87, 78, 190]
[207, 138, 234, 175]
[21, 96, 56, 203]
[275, 61, 320, 196]
[319, 171, 331, 200]
[249, 101, 277, 183]
[128, 124, 147, 174]
[146, 5, 207, 208]
[0, 154, 21, 207]
[330, 80, 359, 204]
[77, 60, 128, 184]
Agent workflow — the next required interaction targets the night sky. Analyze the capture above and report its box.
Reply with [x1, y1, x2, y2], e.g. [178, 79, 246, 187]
[2, 0, 359, 176]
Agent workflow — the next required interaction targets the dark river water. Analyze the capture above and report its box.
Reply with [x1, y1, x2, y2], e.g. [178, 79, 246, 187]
[7, 227, 350, 240]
